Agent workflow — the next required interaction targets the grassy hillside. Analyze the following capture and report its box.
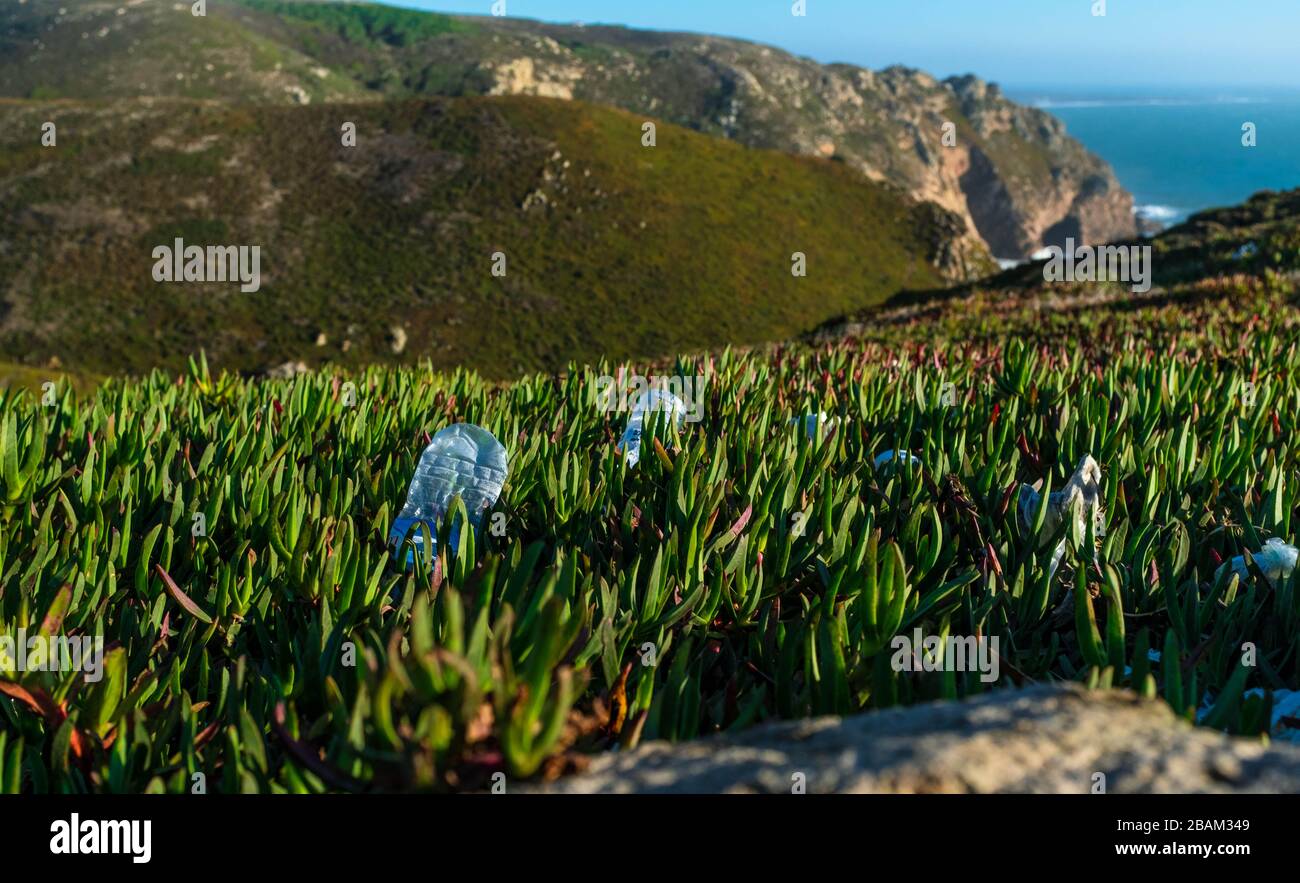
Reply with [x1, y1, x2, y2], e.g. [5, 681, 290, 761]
[2, 282, 1298, 793]
[1, 0, 1133, 260]
[1149, 189, 1300, 281]
[811, 187, 1300, 341]
[0, 95, 949, 379]
[0, 0, 370, 103]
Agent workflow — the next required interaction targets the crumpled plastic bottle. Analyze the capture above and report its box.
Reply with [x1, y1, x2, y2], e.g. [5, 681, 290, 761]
[1237, 688, 1300, 743]
[389, 423, 509, 567]
[791, 412, 843, 440]
[1217, 537, 1298, 585]
[1017, 454, 1104, 579]
[619, 389, 687, 467]
[873, 449, 920, 470]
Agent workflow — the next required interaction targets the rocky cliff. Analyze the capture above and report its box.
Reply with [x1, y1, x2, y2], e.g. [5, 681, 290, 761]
[1, 1, 1137, 263]
[257, 6, 1137, 261]
[459, 28, 1139, 260]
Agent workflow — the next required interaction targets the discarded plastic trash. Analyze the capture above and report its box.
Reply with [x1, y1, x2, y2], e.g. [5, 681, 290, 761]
[1017, 455, 1104, 540]
[619, 388, 687, 467]
[1231, 241, 1259, 261]
[388, 423, 509, 567]
[1122, 648, 1164, 678]
[1217, 537, 1298, 585]
[791, 412, 844, 440]
[873, 449, 920, 470]
[1245, 689, 1300, 744]
[1198, 688, 1300, 743]
[1017, 454, 1104, 579]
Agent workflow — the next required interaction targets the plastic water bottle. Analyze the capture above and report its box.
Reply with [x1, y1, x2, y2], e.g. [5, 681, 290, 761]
[873, 449, 920, 470]
[1219, 537, 1298, 585]
[389, 423, 509, 566]
[619, 389, 687, 467]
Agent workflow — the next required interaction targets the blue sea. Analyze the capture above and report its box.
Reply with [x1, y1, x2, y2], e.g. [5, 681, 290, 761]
[1006, 86, 1300, 227]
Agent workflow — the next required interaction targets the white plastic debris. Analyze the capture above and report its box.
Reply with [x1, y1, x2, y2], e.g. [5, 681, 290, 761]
[619, 388, 687, 467]
[1200, 689, 1300, 744]
[873, 449, 920, 470]
[791, 412, 842, 439]
[1122, 649, 1164, 678]
[1251, 689, 1300, 744]
[389, 423, 509, 566]
[1217, 537, 1298, 585]
[1017, 454, 1104, 579]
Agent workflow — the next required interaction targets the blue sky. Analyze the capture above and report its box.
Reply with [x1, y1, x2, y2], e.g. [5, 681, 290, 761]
[389, 0, 1300, 91]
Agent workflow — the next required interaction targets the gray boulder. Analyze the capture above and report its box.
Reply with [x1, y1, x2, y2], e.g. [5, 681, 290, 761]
[535, 685, 1300, 794]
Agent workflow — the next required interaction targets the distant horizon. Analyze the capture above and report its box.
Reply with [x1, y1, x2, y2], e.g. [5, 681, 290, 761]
[385, 0, 1300, 91]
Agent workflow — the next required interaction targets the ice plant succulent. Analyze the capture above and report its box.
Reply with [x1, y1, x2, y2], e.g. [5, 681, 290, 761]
[0, 289, 1298, 793]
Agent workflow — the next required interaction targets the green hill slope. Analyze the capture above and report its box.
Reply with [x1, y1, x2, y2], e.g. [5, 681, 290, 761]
[0, 95, 951, 378]
[0, 0, 369, 103]
[1, 0, 1133, 260]
[810, 187, 1300, 342]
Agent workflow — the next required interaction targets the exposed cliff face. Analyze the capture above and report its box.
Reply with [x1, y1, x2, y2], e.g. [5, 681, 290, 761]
[398, 21, 1138, 261]
[0, 1, 1135, 264]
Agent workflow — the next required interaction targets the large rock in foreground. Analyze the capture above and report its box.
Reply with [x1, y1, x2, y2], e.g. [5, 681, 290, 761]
[538, 685, 1300, 794]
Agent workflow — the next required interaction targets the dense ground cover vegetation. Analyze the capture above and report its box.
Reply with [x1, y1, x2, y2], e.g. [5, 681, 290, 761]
[1, 284, 1298, 792]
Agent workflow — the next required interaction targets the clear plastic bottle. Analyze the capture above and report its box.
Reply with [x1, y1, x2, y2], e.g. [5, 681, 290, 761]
[389, 423, 509, 565]
[1219, 537, 1298, 585]
[873, 449, 919, 470]
[619, 388, 687, 467]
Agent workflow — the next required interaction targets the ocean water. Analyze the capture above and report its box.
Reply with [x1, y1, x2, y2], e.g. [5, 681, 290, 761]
[1006, 86, 1300, 226]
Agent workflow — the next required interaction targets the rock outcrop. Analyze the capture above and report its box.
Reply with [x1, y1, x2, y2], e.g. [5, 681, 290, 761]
[441, 23, 1137, 262]
[536, 685, 1300, 794]
[3, 2, 1136, 268]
